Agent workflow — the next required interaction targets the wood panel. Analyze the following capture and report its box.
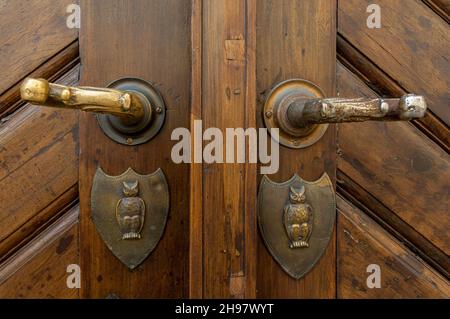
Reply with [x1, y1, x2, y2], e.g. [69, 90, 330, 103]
[256, 0, 337, 298]
[0, 207, 79, 299]
[200, 0, 257, 298]
[338, 0, 450, 125]
[337, 171, 449, 276]
[337, 62, 450, 257]
[0, 66, 79, 261]
[189, 0, 203, 298]
[0, 41, 79, 118]
[79, 0, 191, 298]
[337, 196, 449, 298]
[423, 0, 450, 22]
[337, 36, 449, 152]
[0, 0, 78, 95]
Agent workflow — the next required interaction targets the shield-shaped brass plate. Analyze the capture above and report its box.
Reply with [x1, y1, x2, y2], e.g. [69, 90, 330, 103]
[258, 173, 335, 279]
[91, 167, 169, 269]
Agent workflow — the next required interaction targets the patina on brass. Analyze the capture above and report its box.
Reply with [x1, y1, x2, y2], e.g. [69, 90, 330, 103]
[284, 185, 313, 248]
[91, 167, 169, 269]
[20, 77, 166, 145]
[20, 78, 146, 121]
[116, 180, 145, 240]
[264, 79, 427, 148]
[263, 79, 328, 148]
[258, 173, 335, 279]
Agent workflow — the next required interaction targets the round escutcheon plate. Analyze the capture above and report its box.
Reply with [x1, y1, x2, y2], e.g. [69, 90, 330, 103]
[97, 77, 166, 146]
[263, 79, 329, 149]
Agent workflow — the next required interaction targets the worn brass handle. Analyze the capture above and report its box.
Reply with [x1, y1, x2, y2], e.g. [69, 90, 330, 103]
[264, 79, 427, 148]
[20, 77, 166, 145]
[287, 95, 426, 126]
[20, 78, 147, 124]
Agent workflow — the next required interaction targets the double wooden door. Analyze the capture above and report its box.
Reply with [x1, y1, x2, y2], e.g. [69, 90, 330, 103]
[0, 0, 448, 299]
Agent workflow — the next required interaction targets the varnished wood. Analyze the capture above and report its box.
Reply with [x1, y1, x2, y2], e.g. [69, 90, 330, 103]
[0, 185, 78, 263]
[189, 0, 203, 299]
[337, 196, 449, 298]
[0, 0, 78, 96]
[423, 0, 450, 23]
[0, 207, 79, 299]
[201, 0, 257, 298]
[337, 62, 450, 257]
[244, 0, 258, 299]
[337, 36, 449, 152]
[0, 0, 448, 300]
[79, 0, 191, 298]
[337, 170, 449, 278]
[0, 67, 79, 261]
[0, 41, 79, 118]
[338, 0, 450, 125]
[256, 0, 336, 298]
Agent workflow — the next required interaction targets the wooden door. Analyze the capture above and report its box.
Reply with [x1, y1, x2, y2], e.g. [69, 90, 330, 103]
[0, 0, 448, 299]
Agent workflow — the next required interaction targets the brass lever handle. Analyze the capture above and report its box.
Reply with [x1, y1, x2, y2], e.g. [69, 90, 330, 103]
[20, 78, 146, 123]
[264, 79, 427, 148]
[287, 95, 426, 127]
[20, 77, 166, 145]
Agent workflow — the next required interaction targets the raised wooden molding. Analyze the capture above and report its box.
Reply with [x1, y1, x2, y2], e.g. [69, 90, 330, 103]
[337, 196, 449, 298]
[0, 65, 79, 261]
[0, 0, 78, 98]
[337, 170, 449, 277]
[422, 0, 450, 23]
[0, 41, 79, 118]
[336, 61, 450, 277]
[337, 35, 449, 153]
[0, 206, 79, 285]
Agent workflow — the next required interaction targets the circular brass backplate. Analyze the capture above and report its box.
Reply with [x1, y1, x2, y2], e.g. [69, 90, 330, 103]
[263, 79, 328, 149]
[97, 78, 166, 146]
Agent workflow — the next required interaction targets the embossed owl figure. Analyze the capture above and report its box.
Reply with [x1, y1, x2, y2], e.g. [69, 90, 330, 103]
[284, 185, 313, 248]
[116, 181, 146, 240]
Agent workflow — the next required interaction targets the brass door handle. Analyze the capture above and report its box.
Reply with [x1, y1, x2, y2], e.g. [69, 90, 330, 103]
[20, 77, 166, 145]
[264, 79, 427, 148]
[21, 78, 146, 122]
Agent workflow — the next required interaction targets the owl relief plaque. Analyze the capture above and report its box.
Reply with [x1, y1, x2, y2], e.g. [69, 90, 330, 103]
[284, 185, 313, 248]
[258, 173, 335, 279]
[116, 181, 145, 240]
[91, 167, 169, 269]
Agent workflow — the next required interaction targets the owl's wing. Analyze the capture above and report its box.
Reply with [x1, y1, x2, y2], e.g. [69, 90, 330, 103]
[283, 205, 290, 232]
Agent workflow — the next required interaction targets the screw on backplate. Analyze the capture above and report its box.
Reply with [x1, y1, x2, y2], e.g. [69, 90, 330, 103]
[155, 106, 162, 114]
[126, 138, 133, 145]
[265, 110, 273, 118]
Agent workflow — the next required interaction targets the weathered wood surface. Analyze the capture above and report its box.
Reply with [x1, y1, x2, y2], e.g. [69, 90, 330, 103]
[256, 0, 337, 298]
[337, 196, 449, 298]
[79, 0, 191, 298]
[337, 36, 449, 152]
[339, 0, 450, 125]
[0, 207, 79, 299]
[0, 66, 79, 261]
[0, 0, 78, 96]
[337, 62, 450, 258]
[0, 42, 79, 118]
[200, 0, 257, 298]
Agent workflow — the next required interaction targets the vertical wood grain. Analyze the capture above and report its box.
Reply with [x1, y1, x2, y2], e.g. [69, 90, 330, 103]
[201, 0, 257, 298]
[79, 0, 191, 298]
[189, 0, 203, 298]
[256, 0, 337, 298]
